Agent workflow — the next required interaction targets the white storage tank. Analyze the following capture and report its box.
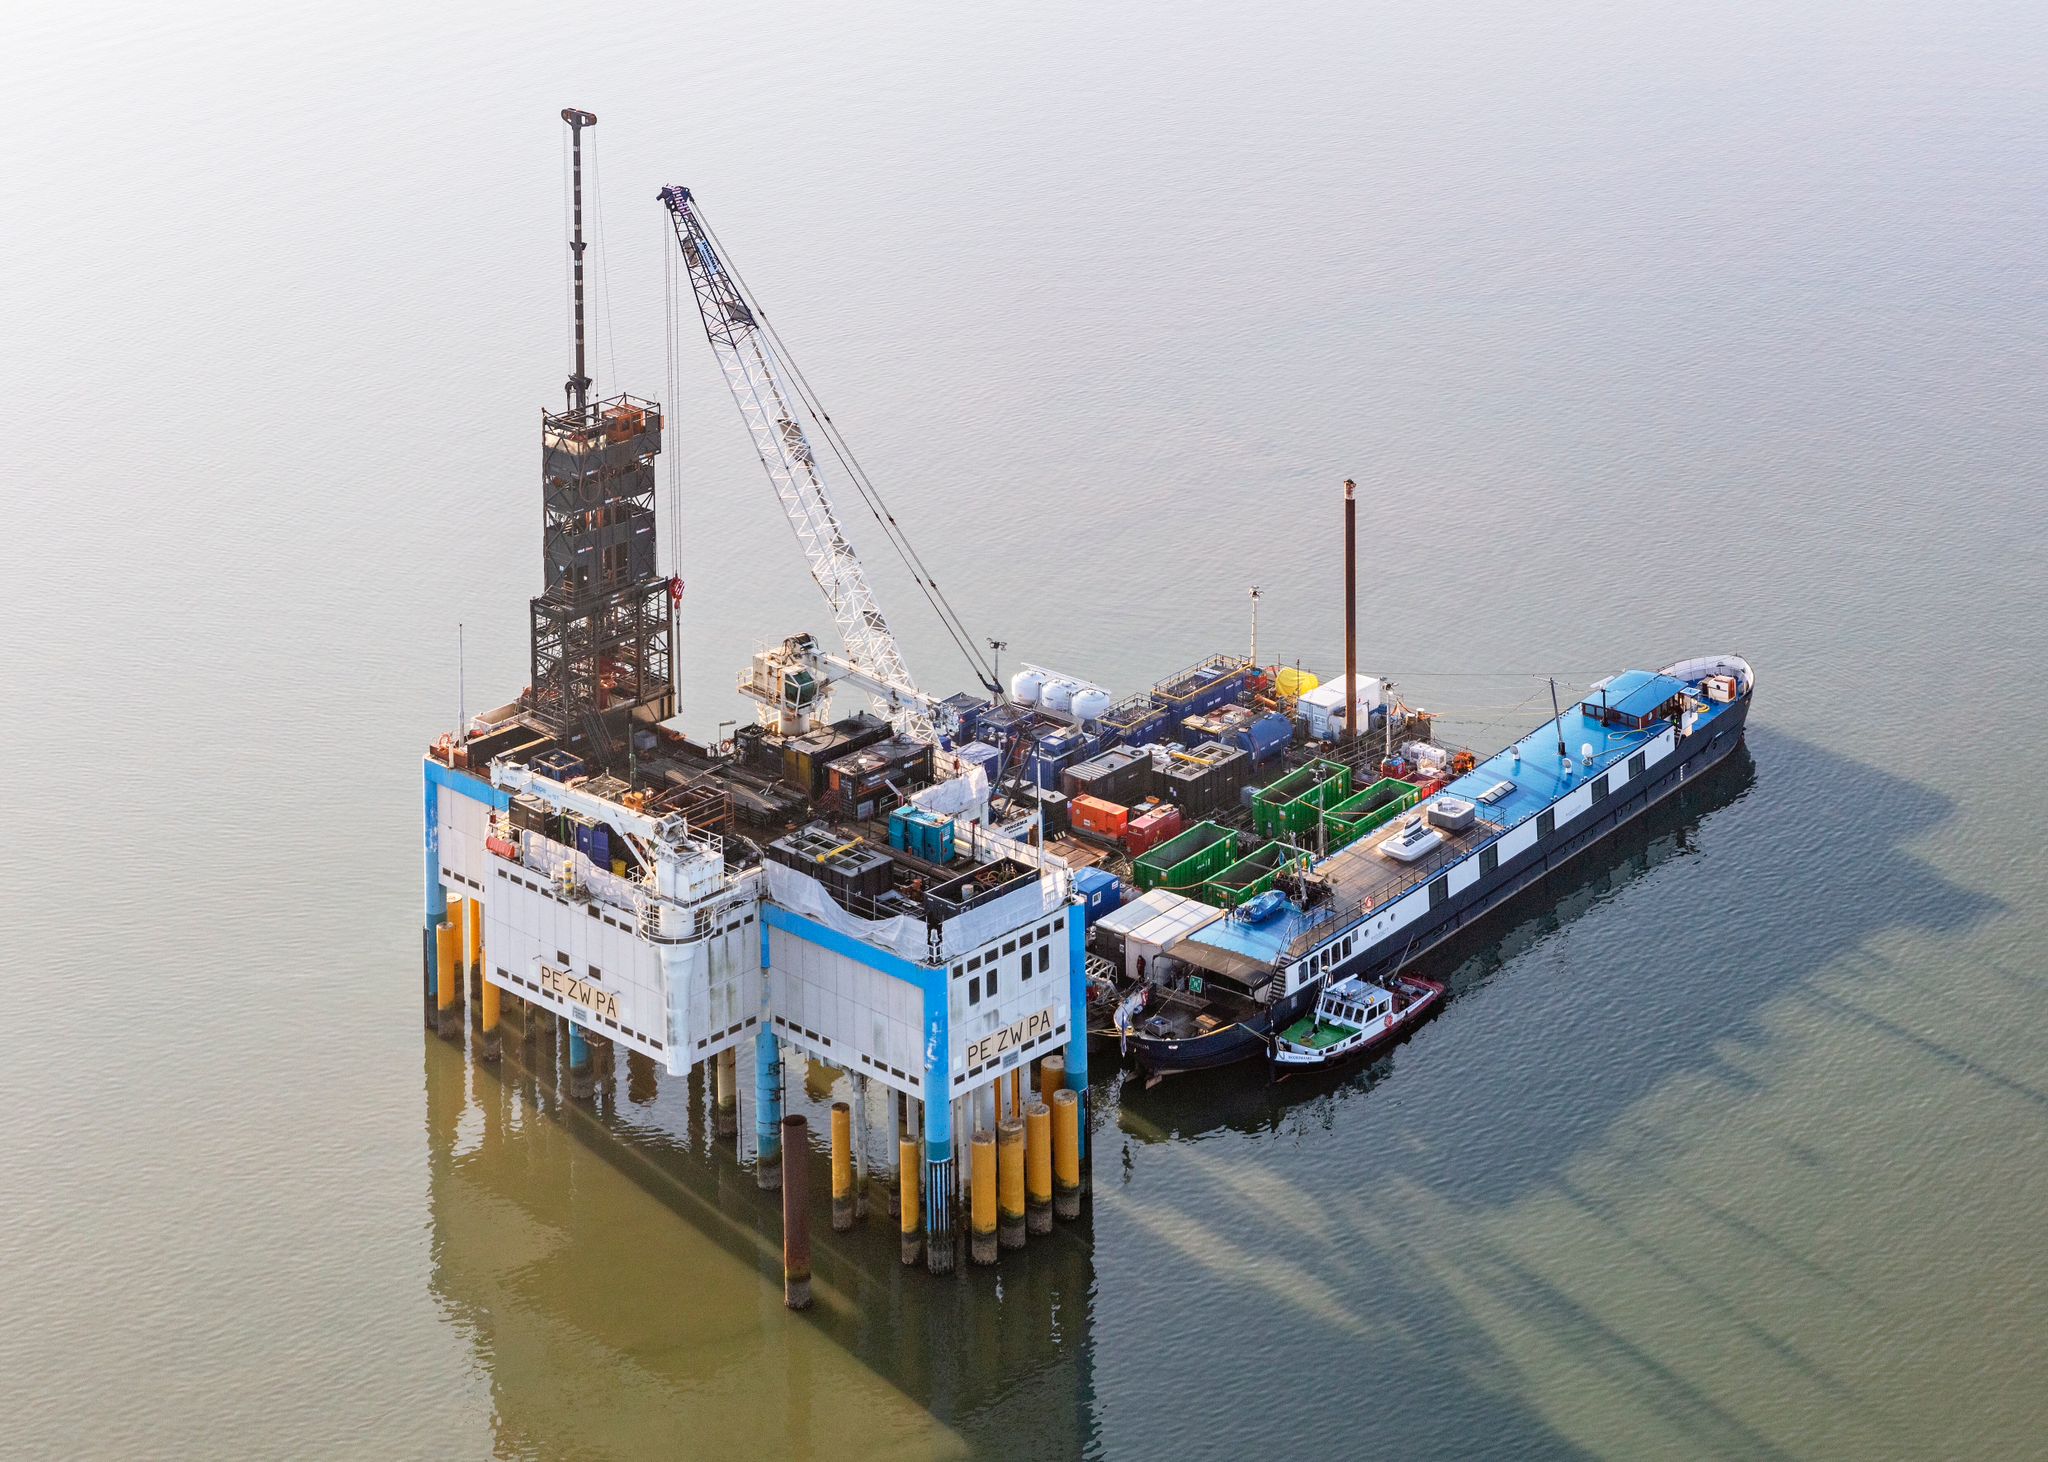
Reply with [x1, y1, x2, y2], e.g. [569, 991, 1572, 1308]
[1009, 669, 1046, 706]
[1041, 679, 1076, 714]
[1071, 686, 1112, 723]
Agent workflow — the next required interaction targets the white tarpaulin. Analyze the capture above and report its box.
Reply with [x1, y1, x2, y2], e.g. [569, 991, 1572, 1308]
[764, 857, 1070, 966]
[764, 860, 934, 963]
[911, 765, 990, 826]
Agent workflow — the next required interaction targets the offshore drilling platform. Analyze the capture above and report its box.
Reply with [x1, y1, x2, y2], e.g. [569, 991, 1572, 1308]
[421, 111, 1755, 1300]
[425, 110, 1102, 1290]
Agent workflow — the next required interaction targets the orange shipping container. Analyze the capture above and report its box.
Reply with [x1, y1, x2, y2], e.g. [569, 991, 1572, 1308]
[1070, 795, 1129, 839]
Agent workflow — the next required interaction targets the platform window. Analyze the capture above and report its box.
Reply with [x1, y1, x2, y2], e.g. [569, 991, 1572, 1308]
[1429, 875, 1449, 908]
[1629, 752, 1647, 780]
[1020, 954, 1031, 985]
[1481, 844, 1498, 876]
[951, 965, 964, 983]
[588, 964, 601, 980]
[969, 976, 981, 1004]
[556, 950, 570, 966]
[988, 964, 1000, 997]
[1038, 945, 1050, 974]
[1003, 939, 1018, 955]
[1537, 809, 1554, 839]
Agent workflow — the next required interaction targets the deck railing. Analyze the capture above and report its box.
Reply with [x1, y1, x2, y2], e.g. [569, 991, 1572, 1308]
[1273, 815, 1507, 966]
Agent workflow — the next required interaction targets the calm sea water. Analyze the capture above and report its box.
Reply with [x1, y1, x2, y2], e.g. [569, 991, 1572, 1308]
[3, 1, 2044, 1457]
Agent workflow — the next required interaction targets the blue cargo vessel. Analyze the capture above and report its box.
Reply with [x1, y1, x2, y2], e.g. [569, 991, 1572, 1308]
[1122, 656, 1755, 1076]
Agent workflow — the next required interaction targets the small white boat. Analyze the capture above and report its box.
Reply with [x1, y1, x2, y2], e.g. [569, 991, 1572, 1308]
[1269, 973, 1444, 1076]
[1378, 814, 1444, 863]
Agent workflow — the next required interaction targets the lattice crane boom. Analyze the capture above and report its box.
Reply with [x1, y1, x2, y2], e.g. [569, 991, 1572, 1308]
[659, 185, 936, 743]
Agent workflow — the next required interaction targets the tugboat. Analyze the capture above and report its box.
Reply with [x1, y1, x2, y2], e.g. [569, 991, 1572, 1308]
[1268, 972, 1443, 1078]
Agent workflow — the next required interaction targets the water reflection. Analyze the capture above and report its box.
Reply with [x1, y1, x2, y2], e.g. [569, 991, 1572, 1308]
[423, 993, 1097, 1458]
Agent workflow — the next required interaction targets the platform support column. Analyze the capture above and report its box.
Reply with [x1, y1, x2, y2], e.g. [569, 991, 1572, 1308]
[888, 1091, 906, 1220]
[1025, 1098, 1053, 1235]
[1053, 1088, 1081, 1220]
[1065, 908, 1091, 1167]
[782, 1114, 812, 1310]
[715, 1047, 738, 1137]
[479, 970, 501, 1062]
[755, 1027, 783, 1191]
[923, 1105, 955, 1275]
[423, 764, 446, 1027]
[899, 1135, 922, 1266]
[434, 920, 461, 1039]
[969, 1129, 997, 1266]
[463, 897, 483, 1012]
[998, 1115, 1026, 1250]
[567, 1020, 593, 1099]
[714, 1047, 738, 1138]
[852, 1076, 871, 1220]
[830, 1101, 854, 1232]
[1038, 1053, 1064, 1109]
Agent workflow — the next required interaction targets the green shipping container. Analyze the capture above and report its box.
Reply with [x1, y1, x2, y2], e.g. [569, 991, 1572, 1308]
[1326, 776, 1421, 837]
[1200, 840, 1310, 907]
[1131, 820, 1239, 893]
[1252, 759, 1353, 839]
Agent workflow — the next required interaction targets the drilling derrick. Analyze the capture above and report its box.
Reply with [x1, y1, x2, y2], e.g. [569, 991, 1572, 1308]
[528, 110, 677, 760]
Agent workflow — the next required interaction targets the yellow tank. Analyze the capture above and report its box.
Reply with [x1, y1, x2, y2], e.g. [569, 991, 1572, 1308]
[1275, 666, 1320, 698]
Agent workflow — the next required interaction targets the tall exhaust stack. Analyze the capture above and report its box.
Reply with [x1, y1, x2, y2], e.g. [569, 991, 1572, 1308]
[1344, 478, 1358, 745]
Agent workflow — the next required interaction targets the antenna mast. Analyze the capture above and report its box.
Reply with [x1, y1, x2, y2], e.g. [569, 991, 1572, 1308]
[1343, 479, 1358, 745]
[562, 108, 597, 412]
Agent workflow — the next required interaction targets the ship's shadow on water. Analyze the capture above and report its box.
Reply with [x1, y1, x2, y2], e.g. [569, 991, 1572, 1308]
[1090, 728, 2005, 1460]
[417, 729, 2002, 1461]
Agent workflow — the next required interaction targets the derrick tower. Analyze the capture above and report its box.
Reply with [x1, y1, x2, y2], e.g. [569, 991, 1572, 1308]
[528, 109, 677, 758]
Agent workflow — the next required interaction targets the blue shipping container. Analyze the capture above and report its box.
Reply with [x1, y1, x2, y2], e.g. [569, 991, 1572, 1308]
[531, 748, 586, 783]
[1152, 661, 1249, 719]
[939, 691, 985, 745]
[1073, 866, 1124, 922]
[1024, 729, 1086, 788]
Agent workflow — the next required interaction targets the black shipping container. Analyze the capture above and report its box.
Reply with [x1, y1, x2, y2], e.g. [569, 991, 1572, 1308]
[1003, 781, 1070, 837]
[780, 712, 891, 797]
[767, 825, 894, 903]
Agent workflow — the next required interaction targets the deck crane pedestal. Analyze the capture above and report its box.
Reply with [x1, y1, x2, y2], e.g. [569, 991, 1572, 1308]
[658, 184, 994, 746]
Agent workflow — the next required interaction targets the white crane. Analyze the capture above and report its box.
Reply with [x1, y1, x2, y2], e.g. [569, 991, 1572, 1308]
[659, 185, 993, 744]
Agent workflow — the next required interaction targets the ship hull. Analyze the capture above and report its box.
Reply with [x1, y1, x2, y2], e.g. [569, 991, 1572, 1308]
[1129, 979, 1319, 1074]
[1132, 694, 1750, 1077]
